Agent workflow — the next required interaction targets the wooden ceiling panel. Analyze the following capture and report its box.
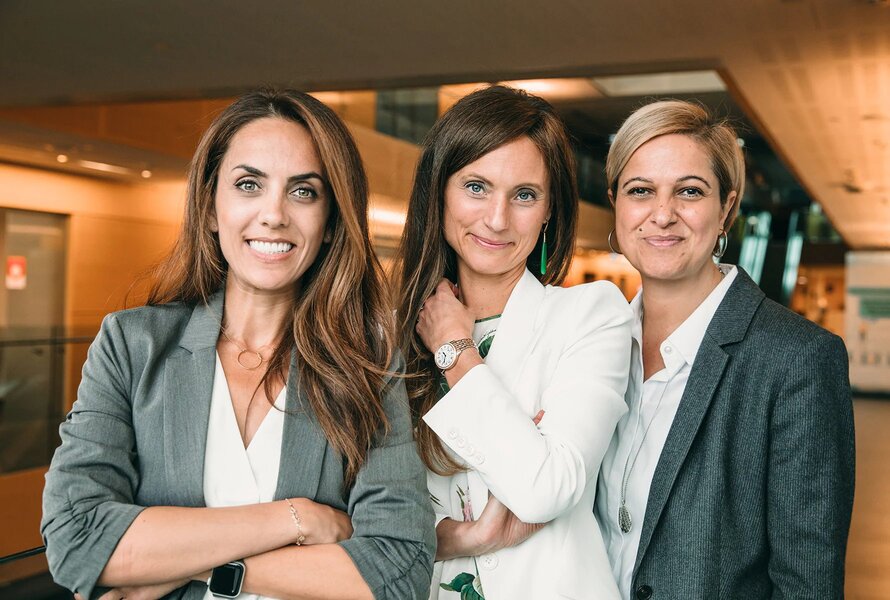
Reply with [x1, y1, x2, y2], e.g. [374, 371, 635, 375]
[0, 0, 887, 246]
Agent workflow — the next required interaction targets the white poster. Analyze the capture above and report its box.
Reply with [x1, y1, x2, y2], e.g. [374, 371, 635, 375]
[846, 252, 890, 394]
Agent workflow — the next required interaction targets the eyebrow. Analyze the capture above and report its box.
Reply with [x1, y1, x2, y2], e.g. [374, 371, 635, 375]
[621, 175, 712, 189]
[622, 176, 653, 188]
[232, 164, 326, 185]
[462, 172, 546, 192]
[677, 175, 712, 189]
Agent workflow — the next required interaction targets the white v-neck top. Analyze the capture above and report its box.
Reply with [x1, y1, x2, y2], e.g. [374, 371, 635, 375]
[203, 354, 287, 600]
[596, 265, 737, 599]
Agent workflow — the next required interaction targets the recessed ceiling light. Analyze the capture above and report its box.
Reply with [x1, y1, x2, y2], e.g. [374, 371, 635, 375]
[141, 169, 152, 179]
[56, 154, 69, 163]
[592, 70, 726, 97]
[77, 159, 133, 176]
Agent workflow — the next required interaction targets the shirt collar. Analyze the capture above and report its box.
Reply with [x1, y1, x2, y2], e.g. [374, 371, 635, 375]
[666, 264, 737, 366]
[629, 264, 738, 370]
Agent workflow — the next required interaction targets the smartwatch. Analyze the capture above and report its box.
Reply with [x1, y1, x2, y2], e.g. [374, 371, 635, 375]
[208, 560, 246, 598]
[434, 338, 476, 371]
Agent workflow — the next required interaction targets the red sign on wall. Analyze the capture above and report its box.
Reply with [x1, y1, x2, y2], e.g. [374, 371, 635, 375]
[6, 255, 26, 290]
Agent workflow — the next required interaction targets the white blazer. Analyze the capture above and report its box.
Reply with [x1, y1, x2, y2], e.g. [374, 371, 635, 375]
[424, 269, 632, 599]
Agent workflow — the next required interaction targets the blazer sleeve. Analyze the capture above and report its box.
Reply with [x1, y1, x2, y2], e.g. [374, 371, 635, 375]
[767, 331, 855, 598]
[40, 313, 145, 600]
[423, 284, 632, 523]
[339, 353, 437, 600]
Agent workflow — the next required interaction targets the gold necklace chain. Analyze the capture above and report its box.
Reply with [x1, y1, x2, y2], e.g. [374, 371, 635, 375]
[219, 327, 273, 370]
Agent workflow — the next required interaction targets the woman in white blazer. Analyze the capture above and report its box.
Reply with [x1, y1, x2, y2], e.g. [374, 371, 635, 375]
[395, 85, 632, 599]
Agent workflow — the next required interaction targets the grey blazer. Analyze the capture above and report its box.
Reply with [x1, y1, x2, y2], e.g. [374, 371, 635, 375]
[630, 269, 855, 599]
[41, 292, 436, 600]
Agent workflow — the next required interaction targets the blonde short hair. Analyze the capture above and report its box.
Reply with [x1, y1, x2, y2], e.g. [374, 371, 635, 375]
[605, 100, 745, 229]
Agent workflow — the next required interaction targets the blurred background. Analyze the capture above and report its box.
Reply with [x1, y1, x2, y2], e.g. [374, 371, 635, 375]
[0, 0, 887, 597]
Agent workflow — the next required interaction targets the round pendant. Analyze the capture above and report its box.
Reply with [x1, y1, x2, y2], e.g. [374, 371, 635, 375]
[618, 504, 632, 534]
[236, 348, 263, 370]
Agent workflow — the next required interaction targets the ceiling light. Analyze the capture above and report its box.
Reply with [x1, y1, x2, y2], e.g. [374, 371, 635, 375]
[500, 78, 603, 102]
[592, 70, 726, 97]
[141, 169, 152, 179]
[56, 154, 69, 163]
[77, 159, 133, 176]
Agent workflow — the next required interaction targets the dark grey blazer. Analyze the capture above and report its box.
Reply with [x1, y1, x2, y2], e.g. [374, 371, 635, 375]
[41, 292, 435, 600]
[630, 269, 855, 600]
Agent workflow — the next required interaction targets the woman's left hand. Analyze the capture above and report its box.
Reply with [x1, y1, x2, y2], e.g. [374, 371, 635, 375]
[416, 279, 474, 352]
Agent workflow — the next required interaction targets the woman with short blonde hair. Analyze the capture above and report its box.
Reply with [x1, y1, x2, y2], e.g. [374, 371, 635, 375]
[595, 99, 854, 599]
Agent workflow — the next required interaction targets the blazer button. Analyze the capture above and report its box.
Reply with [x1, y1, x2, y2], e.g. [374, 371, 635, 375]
[635, 585, 653, 600]
[479, 553, 499, 570]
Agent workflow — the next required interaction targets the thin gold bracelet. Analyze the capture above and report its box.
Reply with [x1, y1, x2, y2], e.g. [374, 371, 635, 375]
[285, 498, 306, 546]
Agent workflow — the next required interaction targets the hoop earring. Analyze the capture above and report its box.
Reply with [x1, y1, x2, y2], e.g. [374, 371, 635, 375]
[713, 229, 728, 259]
[540, 222, 549, 276]
[607, 229, 621, 254]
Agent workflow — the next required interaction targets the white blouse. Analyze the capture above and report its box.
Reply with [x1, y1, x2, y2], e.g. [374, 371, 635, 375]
[596, 265, 737, 599]
[202, 354, 287, 600]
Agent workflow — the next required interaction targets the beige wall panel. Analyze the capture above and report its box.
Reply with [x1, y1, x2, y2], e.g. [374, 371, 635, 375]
[350, 122, 419, 206]
[66, 213, 178, 327]
[0, 163, 184, 223]
[101, 100, 228, 159]
[0, 99, 230, 160]
[0, 467, 47, 578]
[313, 91, 378, 130]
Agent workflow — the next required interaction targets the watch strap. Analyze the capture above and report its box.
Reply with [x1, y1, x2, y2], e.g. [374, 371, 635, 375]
[450, 338, 476, 353]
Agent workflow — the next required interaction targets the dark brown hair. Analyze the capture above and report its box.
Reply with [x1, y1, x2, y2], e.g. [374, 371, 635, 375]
[395, 85, 579, 475]
[147, 89, 394, 485]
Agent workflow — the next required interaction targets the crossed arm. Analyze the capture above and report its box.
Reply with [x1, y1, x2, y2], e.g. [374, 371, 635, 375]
[416, 280, 632, 559]
[41, 315, 435, 600]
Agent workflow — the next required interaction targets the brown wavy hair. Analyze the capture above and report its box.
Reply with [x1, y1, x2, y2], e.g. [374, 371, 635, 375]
[147, 89, 393, 486]
[394, 85, 579, 475]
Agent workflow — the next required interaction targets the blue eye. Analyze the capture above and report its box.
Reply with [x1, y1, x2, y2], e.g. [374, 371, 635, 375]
[236, 179, 259, 192]
[465, 182, 485, 195]
[516, 189, 537, 202]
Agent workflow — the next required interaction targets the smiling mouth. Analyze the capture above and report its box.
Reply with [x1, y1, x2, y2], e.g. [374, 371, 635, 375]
[248, 240, 294, 255]
[644, 236, 683, 247]
[471, 234, 511, 249]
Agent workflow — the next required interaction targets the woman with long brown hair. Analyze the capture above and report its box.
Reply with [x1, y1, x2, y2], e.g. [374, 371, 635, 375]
[396, 85, 631, 599]
[42, 89, 435, 600]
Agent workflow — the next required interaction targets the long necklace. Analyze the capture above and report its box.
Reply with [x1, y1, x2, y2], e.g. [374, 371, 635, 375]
[617, 350, 670, 534]
[219, 328, 270, 370]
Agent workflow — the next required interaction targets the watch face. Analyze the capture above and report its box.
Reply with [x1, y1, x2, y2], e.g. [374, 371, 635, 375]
[209, 561, 245, 598]
[435, 343, 457, 370]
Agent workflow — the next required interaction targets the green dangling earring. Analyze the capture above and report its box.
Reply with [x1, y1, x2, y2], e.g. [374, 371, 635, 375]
[540, 223, 548, 276]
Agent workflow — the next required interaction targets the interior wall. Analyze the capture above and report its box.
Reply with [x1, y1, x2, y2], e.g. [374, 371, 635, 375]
[0, 163, 184, 570]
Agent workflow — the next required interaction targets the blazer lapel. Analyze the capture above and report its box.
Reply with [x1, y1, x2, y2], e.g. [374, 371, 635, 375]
[163, 291, 224, 507]
[274, 351, 327, 501]
[634, 268, 764, 573]
[466, 269, 546, 516]
[483, 268, 547, 395]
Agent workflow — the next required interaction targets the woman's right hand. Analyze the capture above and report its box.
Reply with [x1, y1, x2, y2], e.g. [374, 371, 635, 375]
[289, 498, 353, 545]
[470, 494, 546, 554]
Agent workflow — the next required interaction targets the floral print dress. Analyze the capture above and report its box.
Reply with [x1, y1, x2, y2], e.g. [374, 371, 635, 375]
[430, 315, 499, 600]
